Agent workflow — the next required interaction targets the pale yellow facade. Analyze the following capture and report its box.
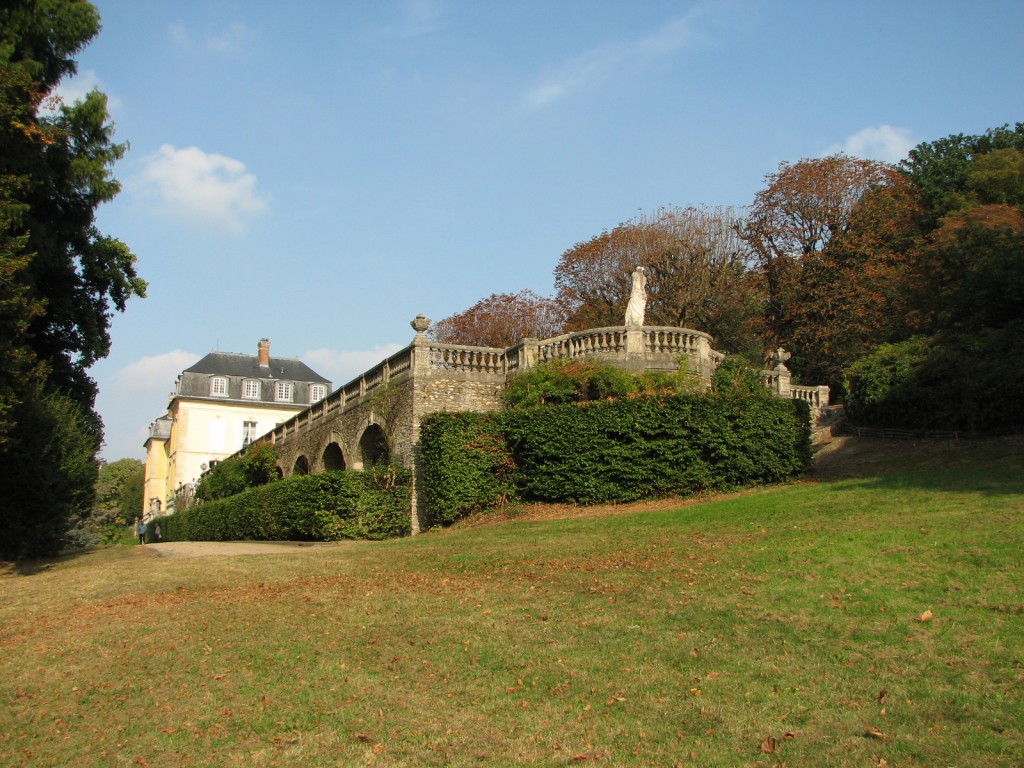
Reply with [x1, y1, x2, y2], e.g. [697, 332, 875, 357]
[142, 418, 170, 516]
[142, 339, 330, 516]
[164, 397, 300, 493]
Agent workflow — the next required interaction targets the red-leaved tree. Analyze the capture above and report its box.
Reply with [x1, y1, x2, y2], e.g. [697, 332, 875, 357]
[429, 289, 567, 348]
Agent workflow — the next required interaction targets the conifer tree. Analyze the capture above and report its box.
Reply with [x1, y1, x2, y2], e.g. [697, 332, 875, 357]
[0, 0, 145, 558]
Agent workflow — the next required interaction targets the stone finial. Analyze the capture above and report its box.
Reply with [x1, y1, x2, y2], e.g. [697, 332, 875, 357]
[411, 314, 431, 334]
[771, 347, 792, 369]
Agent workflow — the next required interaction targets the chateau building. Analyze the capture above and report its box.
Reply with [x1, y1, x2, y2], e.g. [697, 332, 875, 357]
[142, 339, 330, 515]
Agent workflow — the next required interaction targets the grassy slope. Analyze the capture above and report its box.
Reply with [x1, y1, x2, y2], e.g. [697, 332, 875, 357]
[1, 437, 1022, 767]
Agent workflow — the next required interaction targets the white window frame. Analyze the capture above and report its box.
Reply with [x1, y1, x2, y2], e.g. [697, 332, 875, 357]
[310, 384, 326, 403]
[243, 379, 261, 399]
[210, 376, 228, 397]
[275, 381, 293, 402]
[242, 420, 258, 445]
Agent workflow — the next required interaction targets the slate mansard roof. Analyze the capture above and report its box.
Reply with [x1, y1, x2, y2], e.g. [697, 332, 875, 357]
[184, 351, 330, 384]
[173, 346, 332, 405]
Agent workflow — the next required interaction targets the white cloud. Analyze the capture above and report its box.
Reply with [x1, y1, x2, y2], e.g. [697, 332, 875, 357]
[113, 350, 201, 391]
[133, 145, 269, 234]
[41, 69, 122, 115]
[206, 22, 258, 54]
[824, 125, 917, 164]
[168, 21, 257, 54]
[55, 68, 100, 105]
[302, 344, 407, 389]
[98, 350, 201, 457]
[167, 22, 191, 48]
[522, 14, 696, 108]
[393, 0, 448, 38]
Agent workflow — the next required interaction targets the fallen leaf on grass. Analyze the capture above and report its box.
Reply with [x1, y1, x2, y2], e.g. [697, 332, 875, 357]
[864, 724, 888, 740]
[760, 736, 776, 754]
[918, 610, 933, 622]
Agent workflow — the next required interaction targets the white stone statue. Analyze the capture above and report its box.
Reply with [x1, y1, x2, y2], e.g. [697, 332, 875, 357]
[624, 266, 647, 327]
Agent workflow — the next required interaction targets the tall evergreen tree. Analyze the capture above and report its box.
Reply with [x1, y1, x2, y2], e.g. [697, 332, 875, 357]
[0, 0, 145, 559]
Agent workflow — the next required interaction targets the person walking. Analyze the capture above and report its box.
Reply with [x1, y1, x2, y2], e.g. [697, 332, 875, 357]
[154, 523, 162, 542]
[138, 519, 148, 545]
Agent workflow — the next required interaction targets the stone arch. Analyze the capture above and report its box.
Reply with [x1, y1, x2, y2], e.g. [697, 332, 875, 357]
[292, 454, 310, 476]
[322, 441, 346, 471]
[355, 423, 390, 469]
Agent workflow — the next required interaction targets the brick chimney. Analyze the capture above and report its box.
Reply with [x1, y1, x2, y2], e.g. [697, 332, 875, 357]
[258, 338, 270, 367]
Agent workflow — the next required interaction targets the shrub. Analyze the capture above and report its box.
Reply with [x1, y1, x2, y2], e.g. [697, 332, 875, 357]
[712, 355, 771, 398]
[196, 443, 280, 502]
[846, 324, 1024, 432]
[503, 359, 638, 408]
[845, 336, 933, 427]
[505, 394, 811, 505]
[418, 412, 514, 526]
[155, 467, 411, 542]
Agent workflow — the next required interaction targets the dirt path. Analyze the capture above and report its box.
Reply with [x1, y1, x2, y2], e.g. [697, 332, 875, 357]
[146, 540, 338, 558]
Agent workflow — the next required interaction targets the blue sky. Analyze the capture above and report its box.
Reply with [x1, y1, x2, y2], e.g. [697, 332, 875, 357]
[74, 0, 1024, 460]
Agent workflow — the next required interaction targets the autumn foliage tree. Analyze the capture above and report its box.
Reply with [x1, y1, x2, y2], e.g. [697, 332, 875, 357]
[554, 206, 762, 358]
[741, 156, 903, 344]
[429, 289, 566, 348]
[845, 127, 1024, 431]
[785, 174, 924, 389]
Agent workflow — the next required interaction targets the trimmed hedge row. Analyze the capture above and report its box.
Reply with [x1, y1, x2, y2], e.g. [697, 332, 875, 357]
[506, 394, 811, 504]
[419, 393, 812, 524]
[155, 468, 411, 542]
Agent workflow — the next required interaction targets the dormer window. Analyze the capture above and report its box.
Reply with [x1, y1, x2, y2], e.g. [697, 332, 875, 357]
[275, 381, 293, 402]
[243, 379, 261, 399]
[210, 376, 228, 397]
[310, 384, 326, 403]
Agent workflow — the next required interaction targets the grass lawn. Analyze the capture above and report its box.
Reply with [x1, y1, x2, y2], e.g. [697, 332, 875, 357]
[1, 436, 1022, 767]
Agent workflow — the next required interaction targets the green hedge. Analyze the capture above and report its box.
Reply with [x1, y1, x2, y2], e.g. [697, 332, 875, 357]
[155, 467, 411, 542]
[846, 324, 1024, 433]
[418, 411, 514, 527]
[418, 394, 811, 521]
[505, 394, 811, 504]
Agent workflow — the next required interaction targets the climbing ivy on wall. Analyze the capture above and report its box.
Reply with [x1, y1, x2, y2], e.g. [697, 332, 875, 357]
[418, 411, 514, 526]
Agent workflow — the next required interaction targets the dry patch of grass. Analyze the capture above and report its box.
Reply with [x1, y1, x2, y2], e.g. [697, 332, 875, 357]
[1, 436, 1022, 766]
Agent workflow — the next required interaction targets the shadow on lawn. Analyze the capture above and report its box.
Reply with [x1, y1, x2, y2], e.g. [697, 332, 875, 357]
[2, 544, 137, 577]
[811, 433, 1024, 495]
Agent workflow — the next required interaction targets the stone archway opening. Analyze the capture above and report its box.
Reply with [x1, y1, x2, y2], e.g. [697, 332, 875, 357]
[293, 455, 310, 476]
[322, 442, 346, 471]
[356, 424, 390, 469]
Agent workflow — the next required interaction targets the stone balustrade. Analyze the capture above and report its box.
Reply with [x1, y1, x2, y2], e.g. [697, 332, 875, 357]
[424, 343, 506, 373]
[791, 385, 831, 409]
[643, 327, 710, 356]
